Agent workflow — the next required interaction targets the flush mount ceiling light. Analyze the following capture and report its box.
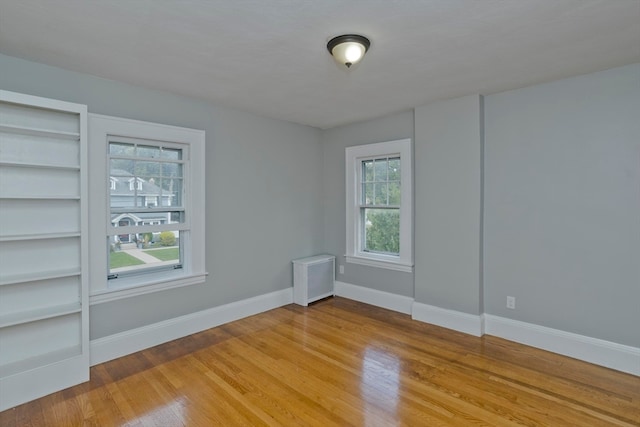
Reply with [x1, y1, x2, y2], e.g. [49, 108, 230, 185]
[327, 34, 370, 69]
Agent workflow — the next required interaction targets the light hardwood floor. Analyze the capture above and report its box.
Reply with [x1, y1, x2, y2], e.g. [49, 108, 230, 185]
[1, 297, 638, 426]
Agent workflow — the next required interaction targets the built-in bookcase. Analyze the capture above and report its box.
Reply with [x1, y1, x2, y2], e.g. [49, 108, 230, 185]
[0, 90, 88, 411]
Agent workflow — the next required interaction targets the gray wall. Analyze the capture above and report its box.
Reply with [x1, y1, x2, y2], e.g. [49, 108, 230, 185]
[2, 52, 637, 348]
[0, 54, 325, 339]
[414, 95, 483, 314]
[484, 64, 640, 347]
[322, 110, 414, 297]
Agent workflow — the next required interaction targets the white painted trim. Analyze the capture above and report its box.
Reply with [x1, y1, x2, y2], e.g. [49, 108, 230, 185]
[0, 354, 88, 412]
[90, 273, 208, 305]
[345, 255, 413, 273]
[0, 89, 87, 113]
[484, 315, 640, 376]
[90, 288, 293, 366]
[411, 301, 485, 337]
[345, 138, 413, 271]
[334, 281, 413, 314]
[88, 113, 206, 298]
[409, 303, 639, 375]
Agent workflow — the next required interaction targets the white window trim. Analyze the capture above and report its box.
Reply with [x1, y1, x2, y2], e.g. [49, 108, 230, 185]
[88, 114, 207, 303]
[345, 139, 413, 273]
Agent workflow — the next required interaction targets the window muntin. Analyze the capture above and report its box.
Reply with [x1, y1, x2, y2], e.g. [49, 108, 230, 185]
[345, 139, 412, 272]
[107, 139, 187, 278]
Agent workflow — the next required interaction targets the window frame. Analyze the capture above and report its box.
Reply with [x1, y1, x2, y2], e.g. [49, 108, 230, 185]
[88, 114, 207, 304]
[345, 139, 413, 272]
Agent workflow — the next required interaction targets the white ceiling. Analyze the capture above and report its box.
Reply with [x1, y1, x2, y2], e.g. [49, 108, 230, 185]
[0, 0, 638, 129]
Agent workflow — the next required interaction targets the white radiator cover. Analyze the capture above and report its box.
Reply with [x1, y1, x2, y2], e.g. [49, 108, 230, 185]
[292, 255, 335, 306]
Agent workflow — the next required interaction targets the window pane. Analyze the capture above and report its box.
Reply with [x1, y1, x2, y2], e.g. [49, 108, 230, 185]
[362, 183, 374, 205]
[363, 160, 374, 182]
[161, 147, 182, 160]
[116, 177, 182, 209]
[110, 158, 134, 175]
[109, 230, 181, 274]
[143, 177, 161, 194]
[388, 157, 400, 181]
[161, 162, 183, 178]
[162, 178, 182, 207]
[109, 142, 134, 156]
[362, 208, 400, 255]
[110, 186, 135, 208]
[374, 159, 388, 180]
[137, 145, 161, 159]
[388, 182, 401, 205]
[374, 183, 388, 205]
[135, 161, 160, 176]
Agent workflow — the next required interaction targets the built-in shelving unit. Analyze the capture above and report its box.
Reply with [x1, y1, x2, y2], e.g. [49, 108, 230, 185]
[0, 90, 89, 411]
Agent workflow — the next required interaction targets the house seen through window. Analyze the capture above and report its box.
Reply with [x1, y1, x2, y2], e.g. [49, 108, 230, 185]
[108, 140, 185, 277]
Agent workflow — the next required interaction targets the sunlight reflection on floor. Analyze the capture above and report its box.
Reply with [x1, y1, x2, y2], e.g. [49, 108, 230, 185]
[361, 346, 401, 426]
[133, 396, 188, 426]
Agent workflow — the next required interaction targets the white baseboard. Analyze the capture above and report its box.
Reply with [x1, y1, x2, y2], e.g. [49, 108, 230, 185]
[484, 315, 640, 376]
[411, 301, 485, 337]
[90, 288, 293, 366]
[90, 281, 639, 377]
[334, 281, 414, 314]
[408, 301, 639, 375]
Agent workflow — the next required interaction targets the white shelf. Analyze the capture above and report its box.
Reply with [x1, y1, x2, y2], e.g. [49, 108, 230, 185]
[0, 124, 80, 141]
[0, 345, 81, 378]
[0, 302, 81, 328]
[0, 195, 80, 200]
[0, 161, 80, 171]
[0, 232, 80, 242]
[0, 268, 80, 287]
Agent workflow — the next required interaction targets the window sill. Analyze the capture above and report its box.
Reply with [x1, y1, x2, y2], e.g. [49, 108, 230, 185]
[345, 255, 413, 273]
[89, 272, 208, 305]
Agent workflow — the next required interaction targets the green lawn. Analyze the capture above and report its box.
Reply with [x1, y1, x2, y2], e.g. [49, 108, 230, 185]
[143, 247, 179, 261]
[110, 252, 145, 269]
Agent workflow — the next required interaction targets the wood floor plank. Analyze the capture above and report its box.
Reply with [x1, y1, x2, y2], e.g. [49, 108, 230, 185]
[259, 326, 459, 425]
[1, 297, 638, 426]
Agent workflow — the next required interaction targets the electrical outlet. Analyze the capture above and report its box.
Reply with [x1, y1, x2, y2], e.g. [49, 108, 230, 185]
[506, 296, 516, 309]
[339, 265, 344, 275]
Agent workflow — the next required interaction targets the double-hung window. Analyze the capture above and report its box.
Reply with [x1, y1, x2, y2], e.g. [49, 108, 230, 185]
[89, 114, 206, 302]
[346, 139, 413, 272]
[108, 139, 185, 276]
